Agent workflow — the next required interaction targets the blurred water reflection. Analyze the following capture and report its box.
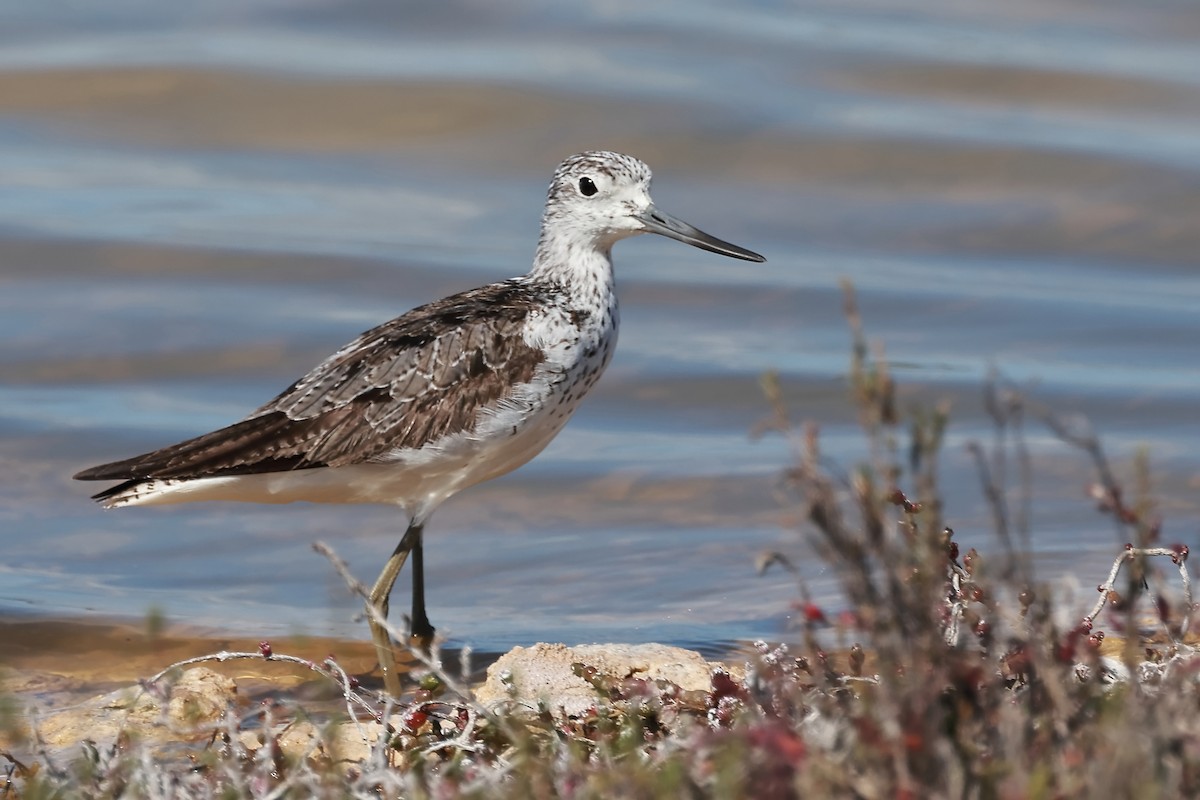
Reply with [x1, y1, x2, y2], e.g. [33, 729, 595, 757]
[1, 0, 1197, 652]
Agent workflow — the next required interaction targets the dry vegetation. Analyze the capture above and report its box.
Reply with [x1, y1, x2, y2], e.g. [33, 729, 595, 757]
[4, 283, 1198, 799]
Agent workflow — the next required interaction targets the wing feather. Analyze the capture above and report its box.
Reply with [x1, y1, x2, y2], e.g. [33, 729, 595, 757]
[74, 280, 551, 483]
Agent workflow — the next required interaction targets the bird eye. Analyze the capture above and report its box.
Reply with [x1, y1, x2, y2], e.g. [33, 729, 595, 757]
[578, 177, 598, 197]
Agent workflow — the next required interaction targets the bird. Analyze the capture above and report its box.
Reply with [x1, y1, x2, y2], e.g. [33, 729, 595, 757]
[74, 150, 766, 697]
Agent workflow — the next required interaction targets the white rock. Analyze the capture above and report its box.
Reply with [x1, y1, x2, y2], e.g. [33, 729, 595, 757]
[33, 667, 236, 756]
[474, 642, 730, 717]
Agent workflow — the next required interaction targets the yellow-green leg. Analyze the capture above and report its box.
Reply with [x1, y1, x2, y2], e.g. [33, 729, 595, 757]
[368, 519, 435, 698]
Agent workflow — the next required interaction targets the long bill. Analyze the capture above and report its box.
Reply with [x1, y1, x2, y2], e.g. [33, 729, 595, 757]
[636, 206, 766, 263]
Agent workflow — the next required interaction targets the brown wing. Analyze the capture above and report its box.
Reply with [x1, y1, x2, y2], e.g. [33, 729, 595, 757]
[74, 280, 550, 483]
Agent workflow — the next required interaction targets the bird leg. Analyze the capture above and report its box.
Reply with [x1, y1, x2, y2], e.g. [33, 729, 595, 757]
[409, 531, 436, 644]
[368, 519, 424, 698]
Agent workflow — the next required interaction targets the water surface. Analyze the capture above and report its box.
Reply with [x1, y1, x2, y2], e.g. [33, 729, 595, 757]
[1, 0, 1198, 656]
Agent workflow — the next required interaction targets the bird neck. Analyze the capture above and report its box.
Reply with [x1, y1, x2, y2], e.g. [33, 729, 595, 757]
[529, 231, 617, 301]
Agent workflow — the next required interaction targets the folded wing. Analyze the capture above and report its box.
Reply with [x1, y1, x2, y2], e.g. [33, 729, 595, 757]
[74, 280, 548, 486]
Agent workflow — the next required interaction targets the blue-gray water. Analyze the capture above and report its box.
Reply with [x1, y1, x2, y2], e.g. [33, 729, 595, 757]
[2, 0, 1198, 656]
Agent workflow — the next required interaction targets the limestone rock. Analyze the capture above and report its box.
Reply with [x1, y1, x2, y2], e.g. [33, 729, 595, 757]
[239, 717, 389, 764]
[474, 642, 730, 717]
[164, 666, 238, 727]
[33, 667, 236, 756]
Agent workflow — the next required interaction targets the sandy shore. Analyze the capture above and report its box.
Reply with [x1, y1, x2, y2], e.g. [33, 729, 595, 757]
[0, 614, 403, 710]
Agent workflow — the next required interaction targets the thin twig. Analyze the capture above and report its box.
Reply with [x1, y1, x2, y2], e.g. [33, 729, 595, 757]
[145, 650, 378, 723]
[420, 707, 482, 756]
[1042, 411, 1130, 543]
[967, 441, 1014, 572]
[311, 541, 490, 719]
[1083, 546, 1192, 640]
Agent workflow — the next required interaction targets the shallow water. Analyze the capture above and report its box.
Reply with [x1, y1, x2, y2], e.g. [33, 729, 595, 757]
[1, 0, 1198, 656]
